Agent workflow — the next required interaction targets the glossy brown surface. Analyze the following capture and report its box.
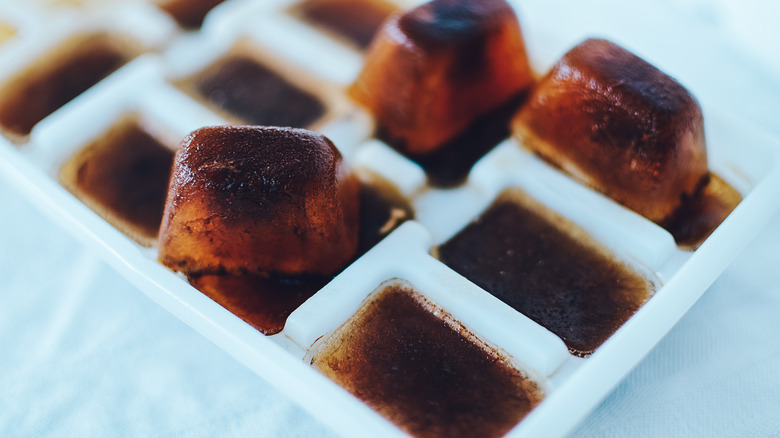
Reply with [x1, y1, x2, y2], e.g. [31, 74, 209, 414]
[0, 34, 134, 138]
[60, 118, 174, 246]
[186, 176, 412, 334]
[158, 126, 360, 276]
[513, 38, 708, 223]
[157, 0, 226, 29]
[187, 54, 325, 128]
[291, 0, 398, 49]
[437, 190, 653, 356]
[312, 283, 543, 438]
[350, 0, 533, 156]
[190, 273, 330, 335]
[660, 172, 742, 250]
[380, 91, 527, 187]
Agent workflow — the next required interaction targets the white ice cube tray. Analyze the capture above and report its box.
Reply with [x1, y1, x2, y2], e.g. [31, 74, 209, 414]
[1, 1, 780, 437]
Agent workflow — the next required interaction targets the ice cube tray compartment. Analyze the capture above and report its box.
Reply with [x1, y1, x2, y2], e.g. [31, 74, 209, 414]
[160, 21, 373, 156]
[287, 221, 570, 379]
[0, 2, 175, 143]
[2, 1, 780, 438]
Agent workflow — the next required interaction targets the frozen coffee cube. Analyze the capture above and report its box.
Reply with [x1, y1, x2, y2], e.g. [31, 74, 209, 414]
[0, 33, 135, 138]
[187, 54, 326, 128]
[158, 126, 360, 276]
[513, 38, 708, 222]
[312, 282, 544, 437]
[350, 0, 533, 155]
[438, 189, 653, 356]
[59, 117, 174, 247]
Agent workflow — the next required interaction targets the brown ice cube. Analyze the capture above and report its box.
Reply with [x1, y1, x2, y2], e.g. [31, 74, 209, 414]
[158, 126, 360, 276]
[59, 117, 174, 247]
[437, 189, 653, 356]
[311, 282, 544, 437]
[513, 38, 708, 223]
[184, 53, 326, 128]
[0, 33, 136, 139]
[349, 0, 534, 156]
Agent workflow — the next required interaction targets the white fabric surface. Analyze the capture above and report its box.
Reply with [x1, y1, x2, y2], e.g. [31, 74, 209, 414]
[2, 2, 780, 437]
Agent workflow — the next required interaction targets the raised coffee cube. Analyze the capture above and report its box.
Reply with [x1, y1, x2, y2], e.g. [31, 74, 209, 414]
[158, 126, 360, 277]
[350, 0, 534, 158]
[513, 38, 708, 223]
[311, 282, 544, 438]
[438, 189, 654, 356]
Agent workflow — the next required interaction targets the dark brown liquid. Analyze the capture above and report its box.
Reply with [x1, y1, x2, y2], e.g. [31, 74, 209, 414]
[0, 34, 134, 138]
[157, 0, 227, 29]
[659, 173, 742, 250]
[437, 189, 653, 356]
[187, 175, 413, 334]
[190, 273, 330, 335]
[356, 171, 415, 256]
[290, 0, 398, 49]
[186, 55, 325, 128]
[60, 117, 174, 246]
[311, 284, 543, 438]
[379, 92, 526, 187]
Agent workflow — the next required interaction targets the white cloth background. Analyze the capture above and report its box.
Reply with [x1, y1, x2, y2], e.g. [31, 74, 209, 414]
[1, 1, 779, 437]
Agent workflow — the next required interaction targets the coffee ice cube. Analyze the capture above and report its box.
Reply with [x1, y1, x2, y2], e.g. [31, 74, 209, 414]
[186, 54, 326, 128]
[438, 189, 654, 356]
[513, 38, 708, 222]
[312, 282, 544, 437]
[60, 117, 174, 247]
[158, 126, 360, 276]
[0, 33, 135, 139]
[350, 0, 533, 156]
